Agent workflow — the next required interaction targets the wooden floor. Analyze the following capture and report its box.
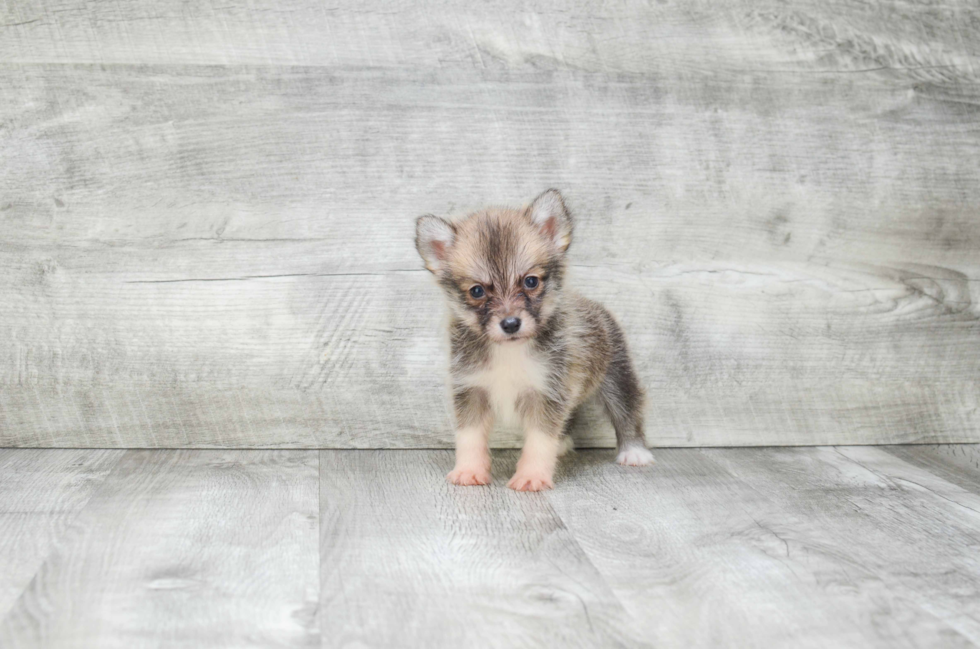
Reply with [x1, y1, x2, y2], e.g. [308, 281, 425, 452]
[1, 446, 979, 648]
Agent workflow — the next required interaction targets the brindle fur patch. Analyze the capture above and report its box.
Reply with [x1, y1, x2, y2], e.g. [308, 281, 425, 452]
[453, 386, 492, 429]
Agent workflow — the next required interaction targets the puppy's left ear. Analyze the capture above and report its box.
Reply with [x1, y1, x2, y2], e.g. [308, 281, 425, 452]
[528, 188, 572, 252]
[415, 214, 456, 273]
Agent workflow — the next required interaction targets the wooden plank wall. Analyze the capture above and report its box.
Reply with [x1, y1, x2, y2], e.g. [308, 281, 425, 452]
[1, 1, 978, 448]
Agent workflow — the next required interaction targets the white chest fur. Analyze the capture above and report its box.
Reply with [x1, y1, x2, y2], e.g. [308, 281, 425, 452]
[462, 342, 548, 426]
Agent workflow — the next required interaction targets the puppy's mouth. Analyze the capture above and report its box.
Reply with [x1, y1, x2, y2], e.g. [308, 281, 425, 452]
[486, 312, 537, 343]
[487, 328, 535, 344]
[486, 331, 527, 343]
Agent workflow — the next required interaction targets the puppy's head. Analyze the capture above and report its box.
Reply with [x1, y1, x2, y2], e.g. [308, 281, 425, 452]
[416, 189, 572, 343]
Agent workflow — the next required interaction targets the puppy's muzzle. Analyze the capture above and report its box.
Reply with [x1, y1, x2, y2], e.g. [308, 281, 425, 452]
[500, 317, 522, 335]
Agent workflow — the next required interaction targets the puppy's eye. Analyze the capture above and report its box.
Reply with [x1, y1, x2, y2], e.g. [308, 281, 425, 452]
[469, 285, 485, 299]
[523, 276, 539, 289]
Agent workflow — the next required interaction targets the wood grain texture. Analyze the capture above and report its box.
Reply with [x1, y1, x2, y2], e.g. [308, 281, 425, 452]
[548, 447, 980, 648]
[0, 449, 123, 622]
[2, 0, 979, 72]
[2, 1, 979, 447]
[319, 450, 646, 648]
[884, 444, 980, 495]
[1, 447, 979, 646]
[0, 450, 320, 648]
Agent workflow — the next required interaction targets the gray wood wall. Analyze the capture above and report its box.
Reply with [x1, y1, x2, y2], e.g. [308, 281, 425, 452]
[2, 1, 979, 448]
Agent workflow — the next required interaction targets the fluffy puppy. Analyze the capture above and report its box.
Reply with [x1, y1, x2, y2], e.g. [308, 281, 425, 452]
[415, 189, 653, 491]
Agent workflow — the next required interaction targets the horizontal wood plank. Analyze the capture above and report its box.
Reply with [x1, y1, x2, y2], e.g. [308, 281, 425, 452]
[1, 250, 977, 447]
[3, 64, 979, 262]
[2, 0, 979, 75]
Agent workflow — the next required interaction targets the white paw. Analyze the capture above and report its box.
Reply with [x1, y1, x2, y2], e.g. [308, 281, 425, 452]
[507, 470, 554, 492]
[447, 465, 491, 486]
[616, 446, 655, 466]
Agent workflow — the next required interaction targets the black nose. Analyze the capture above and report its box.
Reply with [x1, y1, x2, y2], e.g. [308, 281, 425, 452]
[500, 317, 521, 335]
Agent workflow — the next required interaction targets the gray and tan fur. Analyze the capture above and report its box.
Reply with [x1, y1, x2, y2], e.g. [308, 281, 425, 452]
[416, 189, 654, 491]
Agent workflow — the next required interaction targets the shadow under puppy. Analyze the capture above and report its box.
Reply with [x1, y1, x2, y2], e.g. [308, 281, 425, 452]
[415, 189, 654, 491]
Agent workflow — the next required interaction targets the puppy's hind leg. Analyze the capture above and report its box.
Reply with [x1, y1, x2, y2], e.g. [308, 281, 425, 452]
[598, 325, 654, 466]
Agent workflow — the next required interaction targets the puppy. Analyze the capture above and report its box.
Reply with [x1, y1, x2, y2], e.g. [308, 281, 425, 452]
[415, 189, 654, 491]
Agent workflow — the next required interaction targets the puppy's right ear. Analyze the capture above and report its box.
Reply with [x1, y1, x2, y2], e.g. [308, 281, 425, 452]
[415, 215, 455, 273]
[528, 189, 572, 253]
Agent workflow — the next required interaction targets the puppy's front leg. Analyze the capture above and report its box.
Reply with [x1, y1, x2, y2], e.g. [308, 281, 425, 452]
[508, 427, 562, 491]
[447, 387, 494, 486]
[508, 393, 565, 491]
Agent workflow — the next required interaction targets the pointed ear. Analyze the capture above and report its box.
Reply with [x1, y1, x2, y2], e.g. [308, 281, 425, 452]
[528, 189, 572, 252]
[415, 214, 455, 273]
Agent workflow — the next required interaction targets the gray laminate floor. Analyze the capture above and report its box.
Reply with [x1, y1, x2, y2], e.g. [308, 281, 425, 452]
[1, 446, 979, 648]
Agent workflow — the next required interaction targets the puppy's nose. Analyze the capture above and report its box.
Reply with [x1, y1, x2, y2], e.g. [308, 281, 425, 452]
[500, 317, 521, 335]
